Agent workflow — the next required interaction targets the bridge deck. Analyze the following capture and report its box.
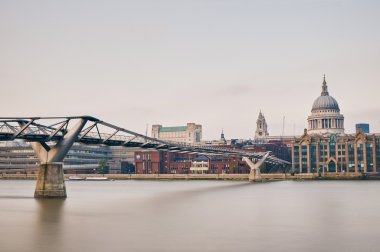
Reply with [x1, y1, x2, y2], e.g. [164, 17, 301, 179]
[0, 116, 290, 165]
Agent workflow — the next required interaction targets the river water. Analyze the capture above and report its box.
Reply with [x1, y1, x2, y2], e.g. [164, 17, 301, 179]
[0, 180, 379, 252]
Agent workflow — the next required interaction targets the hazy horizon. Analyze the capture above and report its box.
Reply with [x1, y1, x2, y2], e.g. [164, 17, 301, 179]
[1, 0, 379, 140]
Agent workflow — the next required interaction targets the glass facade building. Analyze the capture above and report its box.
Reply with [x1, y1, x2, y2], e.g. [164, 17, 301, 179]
[0, 141, 135, 174]
[356, 123, 370, 134]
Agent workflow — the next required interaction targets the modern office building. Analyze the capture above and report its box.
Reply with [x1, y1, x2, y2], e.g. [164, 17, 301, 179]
[151, 123, 202, 144]
[0, 141, 136, 174]
[356, 123, 370, 134]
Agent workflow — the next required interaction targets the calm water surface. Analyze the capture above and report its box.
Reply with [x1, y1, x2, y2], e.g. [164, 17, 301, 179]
[0, 180, 379, 252]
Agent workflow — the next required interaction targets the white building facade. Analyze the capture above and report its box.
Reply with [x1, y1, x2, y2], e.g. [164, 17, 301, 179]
[151, 123, 202, 144]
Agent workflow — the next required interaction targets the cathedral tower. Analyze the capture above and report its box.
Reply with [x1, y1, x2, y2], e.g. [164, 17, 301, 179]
[254, 111, 269, 142]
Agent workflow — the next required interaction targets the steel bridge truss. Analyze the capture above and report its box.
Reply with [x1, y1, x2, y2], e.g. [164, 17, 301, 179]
[0, 116, 290, 165]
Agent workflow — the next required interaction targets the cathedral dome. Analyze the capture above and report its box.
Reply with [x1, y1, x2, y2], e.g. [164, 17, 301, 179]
[307, 75, 345, 135]
[312, 95, 340, 112]
[311, 76, 340, 112]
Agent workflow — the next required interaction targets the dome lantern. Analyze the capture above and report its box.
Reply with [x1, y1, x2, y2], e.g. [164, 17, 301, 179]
[321, 74, 329, 96]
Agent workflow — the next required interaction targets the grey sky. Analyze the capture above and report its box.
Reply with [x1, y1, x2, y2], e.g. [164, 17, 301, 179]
[1, 0, 379, 139]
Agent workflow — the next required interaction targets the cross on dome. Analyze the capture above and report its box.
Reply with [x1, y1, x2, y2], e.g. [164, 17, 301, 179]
[321, 75, 329, 96]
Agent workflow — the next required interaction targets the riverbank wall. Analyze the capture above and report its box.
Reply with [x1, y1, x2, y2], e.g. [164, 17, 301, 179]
[1, 173, 378, 181]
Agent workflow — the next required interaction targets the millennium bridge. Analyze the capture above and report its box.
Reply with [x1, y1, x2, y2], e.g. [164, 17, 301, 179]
[0, 116, 289, 198]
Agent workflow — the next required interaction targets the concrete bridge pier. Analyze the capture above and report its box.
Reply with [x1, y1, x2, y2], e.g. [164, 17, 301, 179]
[243, 152, 269, 182]
[19, 118, 88, 198]
[248, 168, 262, 182]
[35, 163, 66, 198]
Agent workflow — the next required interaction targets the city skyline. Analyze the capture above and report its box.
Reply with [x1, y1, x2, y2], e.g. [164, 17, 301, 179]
[1, 0, 379, 139]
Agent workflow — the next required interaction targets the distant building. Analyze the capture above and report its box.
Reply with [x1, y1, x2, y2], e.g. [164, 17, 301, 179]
[254, 111, 269, 142]
[219, 129, 227, 144]
[266, 136, 298, 147]
[151, 123, 202, 144]
[107, 146, 137, 174]
[200, 129, 227, 146]
[356, 123, 370, 134]
[200, 129, 230, 146]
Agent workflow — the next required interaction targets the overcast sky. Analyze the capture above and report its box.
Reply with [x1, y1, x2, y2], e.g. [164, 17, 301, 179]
[1, 0, 379, 140]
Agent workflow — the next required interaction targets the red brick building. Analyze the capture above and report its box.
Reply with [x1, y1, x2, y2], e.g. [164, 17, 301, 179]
[134, 140, 291, 174]
[134, 151, 250, 174]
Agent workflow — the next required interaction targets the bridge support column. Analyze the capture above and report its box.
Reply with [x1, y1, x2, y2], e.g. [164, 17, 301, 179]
[18, 118, 89, 198]
[34, 163, 66, 198]
[248, 168, 262, 182]
[243, 152, 269, 183]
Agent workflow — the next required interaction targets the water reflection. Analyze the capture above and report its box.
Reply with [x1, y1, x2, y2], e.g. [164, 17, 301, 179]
[33, 199, 65, 252]
[1, 180, 380, 252]
[0, 195, 33, 199]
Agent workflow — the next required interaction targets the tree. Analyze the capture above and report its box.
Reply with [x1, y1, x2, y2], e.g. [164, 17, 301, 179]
[232, 164, 237, 174]
[98, 160, 109, 174]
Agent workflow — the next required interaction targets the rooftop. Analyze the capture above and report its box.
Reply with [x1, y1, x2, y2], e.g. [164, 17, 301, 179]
[158, 126, 187, 132]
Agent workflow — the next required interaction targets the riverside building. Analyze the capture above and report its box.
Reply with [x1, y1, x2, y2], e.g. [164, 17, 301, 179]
[292, 76, 380, 174]
[134, 150, 250, 174]
[292, 130, 380, 173]
[0, 141, 135, 174]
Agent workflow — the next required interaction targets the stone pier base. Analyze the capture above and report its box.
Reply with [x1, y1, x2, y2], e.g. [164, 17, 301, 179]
[248, 169, 262, 182]
[34, 163, 66, 198]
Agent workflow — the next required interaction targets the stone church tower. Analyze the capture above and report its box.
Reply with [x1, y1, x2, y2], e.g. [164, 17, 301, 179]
[254, 111, 269, 142]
